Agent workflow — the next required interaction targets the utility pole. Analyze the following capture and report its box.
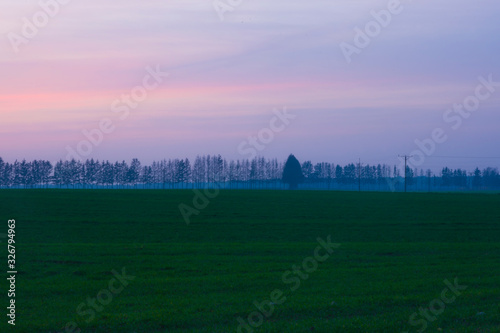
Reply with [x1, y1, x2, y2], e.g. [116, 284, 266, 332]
[399, 155, 413, 193]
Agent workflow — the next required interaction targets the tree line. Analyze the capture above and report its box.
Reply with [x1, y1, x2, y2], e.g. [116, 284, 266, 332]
[0, 155, 499, 191]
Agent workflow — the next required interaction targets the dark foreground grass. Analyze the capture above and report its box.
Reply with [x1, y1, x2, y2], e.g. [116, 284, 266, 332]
[0, 189, 499, 332]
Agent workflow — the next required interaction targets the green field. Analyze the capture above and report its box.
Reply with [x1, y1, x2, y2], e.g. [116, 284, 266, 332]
[1, 190, 499, 333]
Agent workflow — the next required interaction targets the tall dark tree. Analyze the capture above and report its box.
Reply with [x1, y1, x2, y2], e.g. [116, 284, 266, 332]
[282, 154, 304, 189]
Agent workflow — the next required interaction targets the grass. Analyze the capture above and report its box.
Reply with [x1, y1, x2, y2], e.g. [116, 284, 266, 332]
[0, 189, 499, 332]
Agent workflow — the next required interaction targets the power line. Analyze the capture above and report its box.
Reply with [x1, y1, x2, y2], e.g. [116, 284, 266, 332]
[426, 156, 500, 159]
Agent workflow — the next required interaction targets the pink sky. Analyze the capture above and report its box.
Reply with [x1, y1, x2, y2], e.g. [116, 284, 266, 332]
[1, 0, 499, 170]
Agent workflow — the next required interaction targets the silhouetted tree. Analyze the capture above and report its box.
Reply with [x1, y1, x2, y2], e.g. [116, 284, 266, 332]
[84, 159, 100, 188]
[441, 167, 452, 186]
[282, 154, 304, 189]
[335, 165, 343, 184]
[473, 167, 482, 188]
[301, 161, 313, 181]
[100, 161, 115, 188]
[114, 161, 129, 188]
[2, 154, 500, 192]
[128, 158, 141, 187]
[344, 163, 356, 184]
[483, 167, 500, 188]
[405, 165, 414, 186]
[2, 162, 13, 188]
[141, 165, 154, 188]
[453, 169, 467, 187]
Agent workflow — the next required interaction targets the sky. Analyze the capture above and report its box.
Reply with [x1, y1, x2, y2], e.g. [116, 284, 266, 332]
[1, 0, 499, 171]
